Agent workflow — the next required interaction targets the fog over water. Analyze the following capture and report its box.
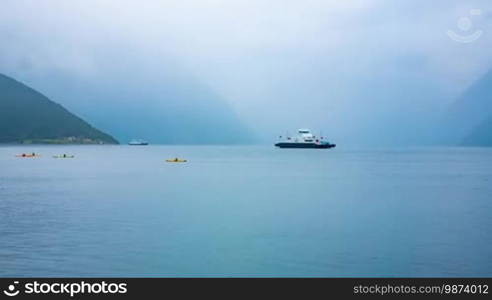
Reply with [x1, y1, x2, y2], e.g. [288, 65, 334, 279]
[1, 0, 492, 145]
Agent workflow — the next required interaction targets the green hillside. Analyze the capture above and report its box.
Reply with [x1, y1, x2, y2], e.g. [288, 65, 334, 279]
[0, 73, 118, 144]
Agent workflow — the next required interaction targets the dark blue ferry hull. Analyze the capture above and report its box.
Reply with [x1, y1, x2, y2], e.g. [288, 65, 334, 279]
[275, 142, 336, 149]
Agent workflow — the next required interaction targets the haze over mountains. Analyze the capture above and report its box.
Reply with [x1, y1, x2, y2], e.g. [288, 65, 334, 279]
[9, 65, 256, 145]
[0, 67, 255, 145]
[442, 69, 492, 146]
[1, 0, 492, 146]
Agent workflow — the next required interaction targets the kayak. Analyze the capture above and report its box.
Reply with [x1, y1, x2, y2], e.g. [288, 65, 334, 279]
[53, 155, 75, 158]
[166, 159, 187, 163]
[16, 154, 40, 158]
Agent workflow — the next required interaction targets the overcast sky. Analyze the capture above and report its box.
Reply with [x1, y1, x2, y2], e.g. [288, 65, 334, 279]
[1, 0, 492, 145]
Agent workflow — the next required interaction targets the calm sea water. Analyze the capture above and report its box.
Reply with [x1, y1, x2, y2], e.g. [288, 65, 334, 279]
[0, 145, 491, 277]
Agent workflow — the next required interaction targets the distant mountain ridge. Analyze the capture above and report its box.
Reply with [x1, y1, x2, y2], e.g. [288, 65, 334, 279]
[0, 73, 118, 144]
[442, 69, 492, 146]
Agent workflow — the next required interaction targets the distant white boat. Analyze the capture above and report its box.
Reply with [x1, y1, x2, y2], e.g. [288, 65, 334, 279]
[128, 139, 149, 146]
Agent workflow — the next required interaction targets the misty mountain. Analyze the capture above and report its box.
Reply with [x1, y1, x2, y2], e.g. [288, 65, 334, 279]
[441, 69, 492, 146]
[0, 73, 118, 144]
[23, 65, 256, 145]
[462, 116, 492, 146]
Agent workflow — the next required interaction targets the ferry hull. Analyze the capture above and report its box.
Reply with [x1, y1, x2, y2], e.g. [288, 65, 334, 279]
[275, 142, 336, 149]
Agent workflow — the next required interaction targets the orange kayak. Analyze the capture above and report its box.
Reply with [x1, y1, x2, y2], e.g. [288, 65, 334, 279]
[15, 154, 40, 158]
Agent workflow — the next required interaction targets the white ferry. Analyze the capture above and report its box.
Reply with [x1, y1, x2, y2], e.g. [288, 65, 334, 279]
[275, 129, 336, 149]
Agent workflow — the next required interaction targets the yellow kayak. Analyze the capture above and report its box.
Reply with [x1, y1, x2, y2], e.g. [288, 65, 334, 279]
[166, 158, 187, 163]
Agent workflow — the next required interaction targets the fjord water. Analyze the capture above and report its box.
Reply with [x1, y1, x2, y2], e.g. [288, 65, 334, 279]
[1, 145, 491, 277]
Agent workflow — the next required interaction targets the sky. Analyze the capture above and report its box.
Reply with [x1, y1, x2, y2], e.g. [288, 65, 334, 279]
[1, 0, 492, 145]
